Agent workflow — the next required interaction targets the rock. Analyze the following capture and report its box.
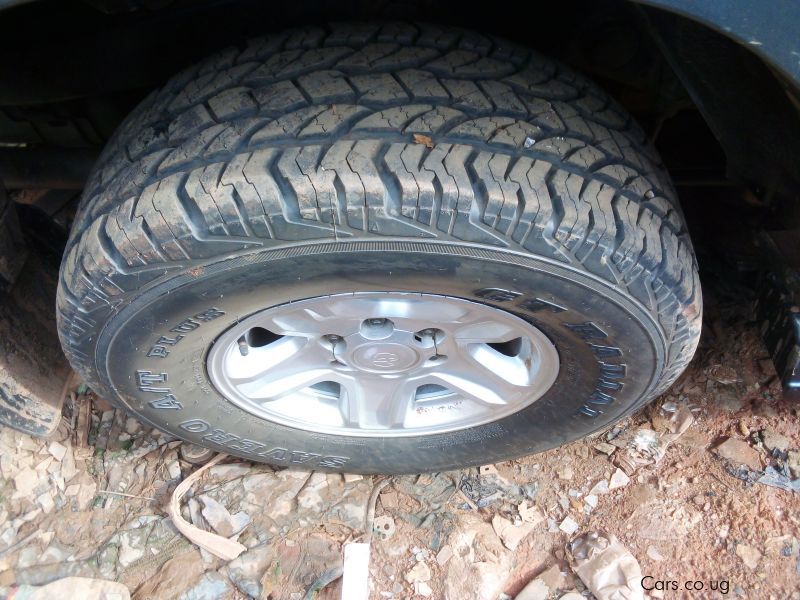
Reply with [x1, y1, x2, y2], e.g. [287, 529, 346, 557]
[13, 468, 38, 496]
[536, 565, 564, 591]
[737, 420, 750, 436]
[415, 581, 433, 597]
[646, 545, 665, 561]
[584, 495, 598, 509]
[714, 384, 743, 413]
[761, 429, 790, 453]
[208, 463, 251, 479]
[380, 491, 398, 509]
[76, 481, 97, 510]
[40, 544, 70, 564]
[343, 473, 363, 483]
[515, 578, 548, 600]
[518, 502, 544, 524]
[594, 442, 616, 456]
[47, 441, 67, 461]
[167, 460, 182, 480]
[713, 438, 762, 470]
[609, 469, 630, 490]
[589, 480, 609, 495]
[788, 450, 800, 479]
[558, 594, 584, 600]
[200, 495, 250, 537]
[224, 545, 275, 599]
[179, 572, 232, 600]
[17, 546, 39, 568]
[492, 515, 535, 551]
[60, 448, 78, 482]
[557, 466, 573, 480]
[17, 577, 130, 599]
[37, 492, 54, 514]
[558, 516, 579, 535]
[118, 531, 146, 567]
[436, 545, 454, 566]
[136, 549, 206, 599]
[405, 561, 431, 583]
[736, 543, 761, 570]
[242, 473, 274, 493]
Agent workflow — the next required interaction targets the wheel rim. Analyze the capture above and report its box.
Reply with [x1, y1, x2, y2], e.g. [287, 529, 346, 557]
[206, 292, 560, 437]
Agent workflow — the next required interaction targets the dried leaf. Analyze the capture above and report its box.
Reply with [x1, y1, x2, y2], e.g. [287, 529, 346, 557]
[413, 133, 434, 149]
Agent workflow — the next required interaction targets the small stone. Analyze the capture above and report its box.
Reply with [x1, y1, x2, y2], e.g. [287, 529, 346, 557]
[714, 384, 743, 412]
[736, 543, 761, 570]
[584, 494, 598, 508]
[208, 463, 251, 479]
[713, 438, 762, 470]
[76, 481, 97, 510]
[558, 516, 579, 535]
[415, 581, 433, 597]
[60, 449, 78, 482]
[125, 417, 140, 435]
[515, 578, 548, 600]
[343, 473, 363, 483]
[436, 545, 453, 566]
[167, 461, 182, 480]
[557, 466, 573, 480]
[536, 564, 564, 591]
[118, 531, 146, 567]
[737, 420, 750, 437]
[518, 501, 543, 524]
[589, 479, 610, 495]
[609, 468, 630, 490]
[180, 571, 233, 600]
[37, 492, 55, 514]
[39, 544, 69, 564]
[200, 496, 249, 537]
[524, 137, 536, 148]
[47, 442, 67, 461]
[380, 491, 398, 509]
[647, 545, 665, 561]
[405, 561, 431, 584]
[492, 514, 536, 551]
[35, 457, 53, 472]
[13, 468, 38, 496]
[594, 442, 616, 455]
[787, 450, 800, 478]
[64, 484, 80, 497]
[761, 429, 790, 453]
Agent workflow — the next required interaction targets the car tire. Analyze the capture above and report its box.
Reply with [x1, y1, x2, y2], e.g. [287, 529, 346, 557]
[57, 22, 701, 473]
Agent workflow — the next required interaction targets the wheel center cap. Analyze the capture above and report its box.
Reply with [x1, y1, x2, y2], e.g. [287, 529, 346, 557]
[351, 343, 418, 373]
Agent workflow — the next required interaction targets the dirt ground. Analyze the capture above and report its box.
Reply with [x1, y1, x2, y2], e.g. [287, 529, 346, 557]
[0, 292, 797, 600]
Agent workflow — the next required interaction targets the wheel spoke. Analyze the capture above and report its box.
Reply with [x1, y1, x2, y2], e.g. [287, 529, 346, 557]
[425, 345, 523, 405]
[231, 339, 338, 400]
[339, 375, 419, 429]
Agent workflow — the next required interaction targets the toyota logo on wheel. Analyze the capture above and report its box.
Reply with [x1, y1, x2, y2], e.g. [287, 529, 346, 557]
[372, 352, 399, 368]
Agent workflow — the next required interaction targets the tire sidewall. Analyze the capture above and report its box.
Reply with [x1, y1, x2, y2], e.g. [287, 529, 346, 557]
[98, 241, 665, 473]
